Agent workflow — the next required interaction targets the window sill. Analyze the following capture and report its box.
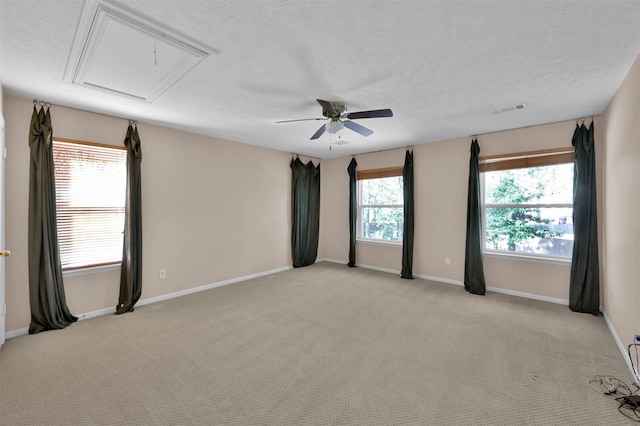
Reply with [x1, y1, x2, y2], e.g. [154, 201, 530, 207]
[357, 238, 403, 248]
[63, 263, 121, 277]
[483, 251, 571, 266]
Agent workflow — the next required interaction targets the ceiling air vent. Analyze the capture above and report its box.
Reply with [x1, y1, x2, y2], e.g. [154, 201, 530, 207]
[492, 103, 527, 115]
[63, 1, 211, 102]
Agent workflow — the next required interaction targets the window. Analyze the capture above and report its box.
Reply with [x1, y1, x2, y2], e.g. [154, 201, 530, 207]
[481, 148, 574, 259]
[53, 138, 127, 271]
[357, 167, 404, 242]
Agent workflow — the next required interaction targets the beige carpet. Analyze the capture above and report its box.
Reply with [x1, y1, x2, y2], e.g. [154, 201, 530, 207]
[0, 262, 635, 425]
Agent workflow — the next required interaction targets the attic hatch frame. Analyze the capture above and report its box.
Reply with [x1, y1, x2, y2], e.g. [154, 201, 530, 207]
[63, 0, 211, 103]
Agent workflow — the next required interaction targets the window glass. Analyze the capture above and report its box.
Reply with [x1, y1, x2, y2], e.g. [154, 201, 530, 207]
[483, 163, 574, 258]
[53, 139, 126, 270]
[359, 176, 403, 241]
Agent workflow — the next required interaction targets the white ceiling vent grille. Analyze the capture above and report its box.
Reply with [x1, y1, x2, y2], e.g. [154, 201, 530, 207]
[492, 103, 527, 115]
[64, 1, 210, 102]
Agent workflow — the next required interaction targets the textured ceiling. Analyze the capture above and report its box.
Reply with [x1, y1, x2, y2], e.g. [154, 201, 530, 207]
[1, 0, 640, 159]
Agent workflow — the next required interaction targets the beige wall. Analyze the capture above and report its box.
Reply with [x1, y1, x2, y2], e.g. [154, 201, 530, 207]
[322, 119, 601, 302]
[4, 95, 292, 332]
[601, 53, 640, 349]
[4, 48, 638, 348]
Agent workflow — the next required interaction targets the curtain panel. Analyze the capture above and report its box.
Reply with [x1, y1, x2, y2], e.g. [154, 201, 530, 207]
[116, 124, 143, 315]
[347, 158, 357, 267]
[291, 157, 321, 268]
[27, 106, 77, 333]
[569, 122, 600, 314]
[401, 150, 414, 279]
[464, 139, 486, 295]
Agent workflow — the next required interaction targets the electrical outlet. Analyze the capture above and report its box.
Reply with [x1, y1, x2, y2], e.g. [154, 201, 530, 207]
[159, 269, 166, 279]
[445, 257, 451, 266]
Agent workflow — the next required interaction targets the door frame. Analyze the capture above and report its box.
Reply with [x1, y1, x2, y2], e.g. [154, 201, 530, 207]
[0, 113, 6, 348]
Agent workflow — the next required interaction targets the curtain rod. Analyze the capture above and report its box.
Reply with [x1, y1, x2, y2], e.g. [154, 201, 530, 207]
[291, 152, 321, 161]
[350, 116, 594, 157]
[33, 99, 137, 124]
[470, 115, 595, 139]
[350, 145, 414, 157]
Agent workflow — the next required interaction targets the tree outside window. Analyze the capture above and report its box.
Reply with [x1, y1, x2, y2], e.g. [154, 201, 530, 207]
[359, 176, 403, 241]
[483, 163, 574, 257]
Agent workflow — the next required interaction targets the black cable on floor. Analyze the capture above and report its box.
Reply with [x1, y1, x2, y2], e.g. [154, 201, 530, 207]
[629, 343, 640, 385]
[589, 375, 640, 422]
[616, 395, 640, 422]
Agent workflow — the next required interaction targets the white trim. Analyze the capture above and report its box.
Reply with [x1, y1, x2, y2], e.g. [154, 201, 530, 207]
[356, 263, 400, 275]
[484, 203, 573, 209]
[319, 258, 402, 276]
[63, 0, 211, 102]
[320, 258, 401, 276]
[63, 263, 121, 277]
[5, 327, 28, 339]
[75, 306, 116, 321]
[414, 273, 464, 287]
[5, 265, 292, 340]
[316, 258, 345, 264]
[414, 271, 568, 305]
[319, 260, 568, 305]
[483, 251, 572, 266]
[136, 265, 292, 307]
[603, 311, 640, 386]
[356, 239, 403, 248]
[484, 286, 568, 305]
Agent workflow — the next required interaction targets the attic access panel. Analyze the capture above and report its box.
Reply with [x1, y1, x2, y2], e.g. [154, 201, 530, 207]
[64, 1, 209, 102]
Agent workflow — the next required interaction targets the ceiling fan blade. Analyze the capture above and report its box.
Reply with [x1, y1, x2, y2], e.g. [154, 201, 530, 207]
[317, 99, 337, 117]
[344, 120, 373, 137]
[346, 109, 393, 120]
[310, 124, 326, 140]
[276, 117, 325, 123]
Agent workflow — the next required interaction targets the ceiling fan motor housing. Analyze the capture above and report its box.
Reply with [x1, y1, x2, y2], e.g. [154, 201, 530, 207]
[277, 99, 392, 140]
[323, 103, 346, 117]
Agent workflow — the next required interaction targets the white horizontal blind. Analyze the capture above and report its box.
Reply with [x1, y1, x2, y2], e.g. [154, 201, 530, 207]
[53, 139, 127, 271]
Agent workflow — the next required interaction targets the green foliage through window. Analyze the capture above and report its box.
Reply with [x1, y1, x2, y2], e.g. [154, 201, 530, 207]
[359, 176, 403, 241]
[484, 163, 574, 257]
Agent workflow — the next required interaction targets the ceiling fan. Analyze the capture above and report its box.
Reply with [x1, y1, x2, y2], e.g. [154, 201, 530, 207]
[276, 99, 393, 140]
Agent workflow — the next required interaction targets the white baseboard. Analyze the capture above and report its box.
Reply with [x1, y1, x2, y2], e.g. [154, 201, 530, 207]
[316, 258, 346, 265]
[353, 262, 401, 275]
[5, 265, 293, 340]
[5, 327, 28, 339]
[485, 286, 568, 305]
[318, 259, 568, 305]
[320, 258, 402, 275]
[414, 273, 465, 287]
[75, 306, 117, 321]
[603, 311, 640, 385]
[136, 265, 292, 307]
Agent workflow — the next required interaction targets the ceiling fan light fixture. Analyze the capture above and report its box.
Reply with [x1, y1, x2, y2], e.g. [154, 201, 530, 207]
[326, 120, 344, 134]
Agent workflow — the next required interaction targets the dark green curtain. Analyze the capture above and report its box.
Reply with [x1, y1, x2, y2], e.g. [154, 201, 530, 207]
[28, 106, 77, 334]
[291, 157, 320, 268]
[464, 139, 486, 295]
[116, 124, 143, 315]
[401, 150, 414, 279]
[347, 158, 357, 267]
[569, 122, 599, 314]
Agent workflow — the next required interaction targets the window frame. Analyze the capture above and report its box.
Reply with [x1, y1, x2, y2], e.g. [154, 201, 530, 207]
[357, 166, 404, 245]
[52, 137, 127, 273]
[479, 148, 575, 263]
